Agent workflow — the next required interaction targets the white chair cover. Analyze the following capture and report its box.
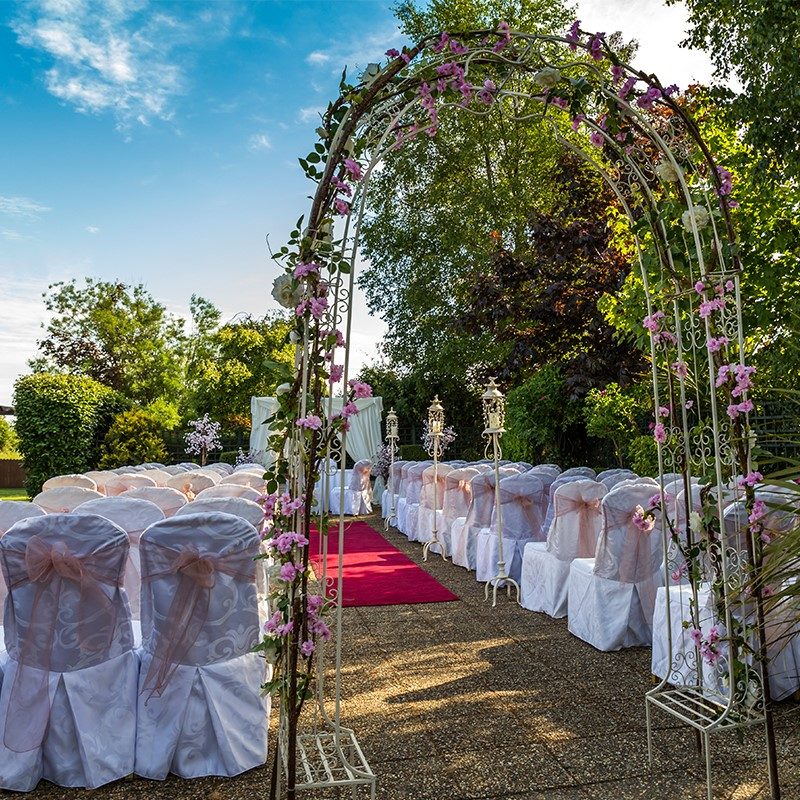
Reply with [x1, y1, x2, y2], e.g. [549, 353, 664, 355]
[135, 513, 269, 779]
[162, 465, 188, 475]
[600, 471, 638, 489]
[196, 484, 262, 502]
[219, 472, 267, 493]
[120, 486, 188, 518]
[42, 474, 97, 492]
[568, 483, 664, 650]
[207, 463, 234, 476]
[416, 464, 453, 548]
[450, 471, 507, 570]
[74, 497, 165, 621]
[233, 463, 264, 473]
[329, 459, 372, 516]
[0, 514, 137, 791]
[33, 486, 103, 513]
[560, 467, 596, 479]
[438, 467, 479, 554]
[394, 462, 416, 532]
[520, 479, 607, 617]
[382, 460, 408, 519]
[83, 471, 117, 494]
[541, 475, 592, 539]
[476, 473, 545, 583]
[175, 497, 264, 529]
[195, 470, 223, 485]
[105, 474, 158, 496]
[167, 471, 217, 498]
[141, 469, 172, 487]
[399, 462, 430, 538]
[0, 501, 45, 535]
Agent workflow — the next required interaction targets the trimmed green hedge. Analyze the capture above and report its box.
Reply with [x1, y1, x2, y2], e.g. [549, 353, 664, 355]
[14, 373, 126, 495]
[99, 409, 168, 469]
[399, 444, 427, 462]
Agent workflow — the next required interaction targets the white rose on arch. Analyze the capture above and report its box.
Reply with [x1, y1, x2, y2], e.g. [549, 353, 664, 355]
[272, 273, 301, 309]
[533, 67, 561, 88]
[681, 205, 710, 233]
[655, 160, 680, 183]
[359, 63, 381, 85]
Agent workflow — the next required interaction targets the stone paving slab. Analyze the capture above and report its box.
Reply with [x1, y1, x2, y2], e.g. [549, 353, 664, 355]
[7, 514, 798, 800]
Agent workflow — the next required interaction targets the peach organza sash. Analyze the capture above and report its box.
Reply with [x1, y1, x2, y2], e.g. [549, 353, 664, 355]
[5, 535, 124, 752]
[553, 496, 602, 557]
[595, 504, 658, 584]
[141, 541, 257, 698]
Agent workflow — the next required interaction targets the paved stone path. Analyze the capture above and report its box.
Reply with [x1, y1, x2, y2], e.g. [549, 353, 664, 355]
[12, 515, 799, 799]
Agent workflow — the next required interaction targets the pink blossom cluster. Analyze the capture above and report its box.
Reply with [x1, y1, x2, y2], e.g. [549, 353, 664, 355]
[748, 499, 771, 543]
[296, 414, 323, 430]
[268, 530, 310, 555]
[671, 561, 688, 583]
[716, 363, 756, 419]
[690, 624, 722, 666]
[636, 86, 661, 110]
[306, 593, 331, 642]
[348, 379, 373, 398]
[642, 310, 677, 347]
[264, 611, 293, 638]
[706, 336, 729, 353]
[699, 297, 725, 319]
[632, 504, 655, 533]
[653, 423, 667, 444]
[737, 471, 763, 488]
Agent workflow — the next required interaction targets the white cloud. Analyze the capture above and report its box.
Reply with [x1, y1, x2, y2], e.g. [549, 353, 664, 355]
[248, 132, 272, 151]
[85, 225, 100, 233]
[306, 51, 330, 65]
[1, 230, 27, 241]
[308, 23, 404, 77]
[0, 195, 51, 218]
[11, 0, 235, 131]
[298, 106, 324, 123]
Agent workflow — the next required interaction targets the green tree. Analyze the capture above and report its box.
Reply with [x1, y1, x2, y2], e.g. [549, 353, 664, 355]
[669, 0, 800, 178]
[0, 417, 19, 456]
[190, 312, 295, 425]
[30, 278, 186, 407]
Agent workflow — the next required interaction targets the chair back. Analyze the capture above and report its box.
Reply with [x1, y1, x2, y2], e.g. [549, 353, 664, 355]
[495, 473, 545, 541]
[389, 460, 407, 492]
[600, 470, 638, 489]
[541, 475, 591, 536]
[42, 474, 97, 492]
[121, 486, 188, 517]
[420, 464, 453, 510]
[594, 484, 663, 583]
[138, 512, 260, 696]
[0, 501, 45, 535]
[560, 466, 596, 479]
[167, 470, 218, 497]
[219, 472, 267, 492]
[196, 483, 261, 502]
[162, 465, 188, 475]
[207, 462, 234, 476]
[463, 472, 499, 534]
[442, 467, 479, 522]
[83, 470, 117, 494]
[106, 473, 158, 496]
[234, 462, 264, 473]
[141, 468, 172, 487]
[405, 462, 431, 504]
[348, 460, 373, 492]
[0, 513, 132, 751]
[175, 497, 264, 528]
[547, 479, 607, 559]
[33, 486, 104, 513]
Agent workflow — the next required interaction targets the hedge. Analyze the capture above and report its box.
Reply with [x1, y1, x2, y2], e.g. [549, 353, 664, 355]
[399, 444, 427, 462]
[98, 409, 169, 469]
[14, 373, 126, 495]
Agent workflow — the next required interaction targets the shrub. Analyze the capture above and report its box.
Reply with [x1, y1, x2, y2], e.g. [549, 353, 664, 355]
[628, 434, 659, 477]
[504, 366, 584, 465]
[219, 450, 239, 465]
[14, 373, 125, 495]
[0, 417, 20, 458]
[399, 444, 427, 462]
[583, 383, 639, 467]
[98, 410, 169, 469]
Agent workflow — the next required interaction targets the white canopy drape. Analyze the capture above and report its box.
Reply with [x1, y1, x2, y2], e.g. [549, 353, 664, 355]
[250, 396, 383, 465]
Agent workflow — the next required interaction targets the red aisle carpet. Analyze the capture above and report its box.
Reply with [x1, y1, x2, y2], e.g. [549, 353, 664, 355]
[308, 520, 459, 608]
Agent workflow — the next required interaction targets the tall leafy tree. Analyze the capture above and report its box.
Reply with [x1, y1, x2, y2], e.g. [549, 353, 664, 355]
[30, 278, 185, 406]
[189, 312, 295, 426]
[669, 0, 800, 178]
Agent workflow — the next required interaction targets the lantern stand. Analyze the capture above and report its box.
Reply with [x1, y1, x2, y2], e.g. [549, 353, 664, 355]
[482, 378, 519, 607]
[385, 408, 399, 530]
[422, 395, 448, 562]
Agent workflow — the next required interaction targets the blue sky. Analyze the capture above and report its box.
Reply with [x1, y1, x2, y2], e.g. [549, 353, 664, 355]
[0, 0, 714, 406]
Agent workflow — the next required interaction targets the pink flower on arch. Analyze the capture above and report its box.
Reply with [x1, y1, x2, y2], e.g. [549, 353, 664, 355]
[341, 401, 360, 418]
[300, 640, 315, 657]
[653, 423, 667, 444]
[589, 130, 605, 148]
[329, 364, 344, 383]
[707, 336, 729, 353]
[294, 262, 320, 279]
[296, 414, 323, 431]
[565, 19, 581, 51]
[334, 198, 350, 216]
[343, 158, 363, 181]
[348, 379, 373, 398]
[588, 32, 605, 61]
[636, 86, 662, 110]
[385, 48, 400, 58]
[672, 361, 689, 379]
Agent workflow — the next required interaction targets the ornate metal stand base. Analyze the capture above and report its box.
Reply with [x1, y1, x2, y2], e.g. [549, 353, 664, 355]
[422, 533, 447, 562]
[279, 724, 376, 798]
[646, 686, 768, 800]
[484, 574, 520, 607]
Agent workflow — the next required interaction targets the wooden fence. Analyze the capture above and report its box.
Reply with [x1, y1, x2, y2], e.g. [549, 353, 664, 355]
[0, 460, 25, 489]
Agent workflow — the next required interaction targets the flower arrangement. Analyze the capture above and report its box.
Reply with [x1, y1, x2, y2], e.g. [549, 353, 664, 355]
[421, 420, 457, 455]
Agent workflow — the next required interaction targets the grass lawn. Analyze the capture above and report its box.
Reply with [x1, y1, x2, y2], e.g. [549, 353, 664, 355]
[0, 488, 28, 501]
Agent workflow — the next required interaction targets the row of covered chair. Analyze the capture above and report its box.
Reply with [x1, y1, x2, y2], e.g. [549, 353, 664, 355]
[0, 510, 269, 792]
[383, 460, 800, 700]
